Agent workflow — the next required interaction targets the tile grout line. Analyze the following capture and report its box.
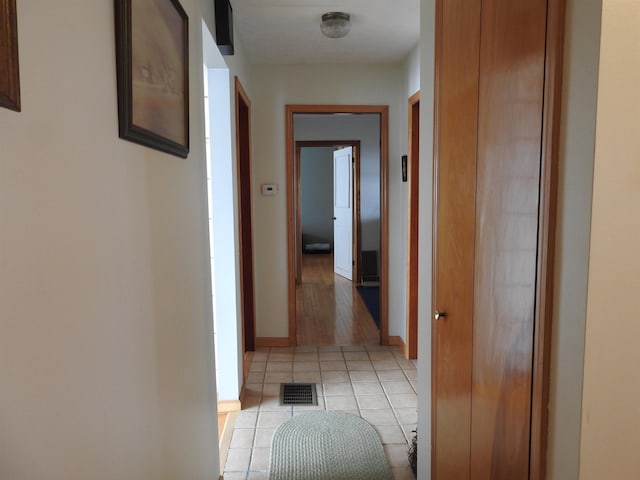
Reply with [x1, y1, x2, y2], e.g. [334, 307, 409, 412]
[225, 345, 416, 478]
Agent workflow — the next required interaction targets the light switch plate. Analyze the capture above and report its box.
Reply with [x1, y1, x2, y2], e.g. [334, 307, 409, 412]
[261, 184, 278, 195]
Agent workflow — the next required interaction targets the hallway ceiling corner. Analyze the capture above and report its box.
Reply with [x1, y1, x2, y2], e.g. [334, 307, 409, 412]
[230, 0, 420, 65]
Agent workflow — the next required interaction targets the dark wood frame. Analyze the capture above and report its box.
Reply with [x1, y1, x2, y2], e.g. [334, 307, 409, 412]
[114, 0, 189, 158]
[401, 155, 408, 182]
[405, 91, 420, 360]
[0, 0, 21, 111]
[529, 0, 566, 477]
[285, 105, 390, 347]
[234, 77, 256, 353]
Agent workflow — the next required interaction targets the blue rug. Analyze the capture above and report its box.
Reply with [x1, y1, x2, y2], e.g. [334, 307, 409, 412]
[356, 285, 380, 327]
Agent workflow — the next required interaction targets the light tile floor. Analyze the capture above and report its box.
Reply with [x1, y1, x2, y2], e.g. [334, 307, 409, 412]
[222, 344, 417, 480]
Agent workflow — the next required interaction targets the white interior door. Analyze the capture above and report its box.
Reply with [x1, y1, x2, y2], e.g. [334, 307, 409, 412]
[333, 146, 353, 280]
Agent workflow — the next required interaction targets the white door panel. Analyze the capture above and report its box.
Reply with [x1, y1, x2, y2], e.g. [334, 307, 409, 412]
[333, 147, 353, 280]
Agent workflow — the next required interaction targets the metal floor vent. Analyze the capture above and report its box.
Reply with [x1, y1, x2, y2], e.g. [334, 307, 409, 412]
[280, 383, 318, 406]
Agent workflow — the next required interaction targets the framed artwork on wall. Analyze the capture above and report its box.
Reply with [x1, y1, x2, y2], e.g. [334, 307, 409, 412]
[114, 0, 189, 158]
[0, 0, 21, 111]
[402, 155, 408, 182]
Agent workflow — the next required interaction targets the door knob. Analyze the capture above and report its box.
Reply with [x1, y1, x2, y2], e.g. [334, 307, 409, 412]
[434, 310, 447, 320]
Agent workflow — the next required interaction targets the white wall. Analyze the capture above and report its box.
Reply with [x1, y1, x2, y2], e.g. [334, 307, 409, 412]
[547, 0, 601, 478]
[417, 1, 436, 477]
[203, 18, 254, 403]
[301, 147, 334, 245]
[394, 44, 420, 344]
[0, 1, 220, 479]
[295, 115, 381, 254]
[579, 1, 640, 478]
[405, 44, 421, 99]
[250, 64, 406, 339]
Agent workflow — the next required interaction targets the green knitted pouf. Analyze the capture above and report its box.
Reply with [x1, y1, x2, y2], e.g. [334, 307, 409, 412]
[269, 411, 393, 480]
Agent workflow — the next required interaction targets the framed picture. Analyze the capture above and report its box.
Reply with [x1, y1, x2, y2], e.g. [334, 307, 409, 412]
[402, 155, 408, 182]
[0, 0, 21, 111]
[115, 0, 189, 158]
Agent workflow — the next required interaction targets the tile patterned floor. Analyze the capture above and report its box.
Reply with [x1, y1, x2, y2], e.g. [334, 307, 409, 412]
[222, 344, 418, 480]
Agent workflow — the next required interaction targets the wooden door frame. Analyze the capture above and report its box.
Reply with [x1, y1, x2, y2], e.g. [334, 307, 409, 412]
[405, 91, 420, 360]
[235, 77, 256, 353]
[286, 104, 390, 346]
[430, 0, 565, 477]
[529, 0, 566, 477]
[295, 140, 361, 285]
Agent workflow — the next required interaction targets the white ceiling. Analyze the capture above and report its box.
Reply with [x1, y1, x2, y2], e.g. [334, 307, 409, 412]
[230, 0, 420, 65]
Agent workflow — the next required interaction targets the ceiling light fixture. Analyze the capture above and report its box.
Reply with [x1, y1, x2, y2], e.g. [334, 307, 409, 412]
[320, 12, 352, 39]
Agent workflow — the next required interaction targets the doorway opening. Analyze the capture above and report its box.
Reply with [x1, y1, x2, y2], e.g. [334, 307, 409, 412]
[294, 140, 380, 345]
[286, 105, 390, 346]
[295, 141, 361, 285]
[203, 62, 241, 406]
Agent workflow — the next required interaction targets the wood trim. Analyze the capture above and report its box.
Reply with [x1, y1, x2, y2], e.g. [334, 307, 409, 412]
[0, 0, 20, 111]
[243, 350, 253, 383]
[530, 0, 566, 478]
[431, 4, 444, 476]
[285, 106, 297, 345]
[405, 91, 420, 360]
[217, 399, 241, 413]
[217, 411, 237, 473]
[295, 142, 303, 284]
[286, 105, 390, 346]
[290, 104, 391, 115]
[379, 106, 390, 345]
[388, 336, 405, 347]
[354, 143, 362, 284]
[255, 337, 292, 348]
[235, 77, 256, 352]
[295, 140, 361, 285]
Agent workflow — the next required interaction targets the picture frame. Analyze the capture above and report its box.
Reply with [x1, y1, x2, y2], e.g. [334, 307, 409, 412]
[402, 155, 408, 182]
[114, 0, 189, 158]
[0, 0, 21, 112]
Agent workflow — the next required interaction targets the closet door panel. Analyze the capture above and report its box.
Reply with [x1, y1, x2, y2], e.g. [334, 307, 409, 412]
[432, 0, 481, 478]
[470, 0, 548, 478]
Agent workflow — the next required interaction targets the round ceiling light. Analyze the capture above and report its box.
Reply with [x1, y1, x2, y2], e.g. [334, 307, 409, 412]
[320, 12, 352, 39]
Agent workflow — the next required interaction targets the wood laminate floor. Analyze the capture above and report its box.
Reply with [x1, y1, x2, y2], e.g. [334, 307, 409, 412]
[296, 253, 379, 346]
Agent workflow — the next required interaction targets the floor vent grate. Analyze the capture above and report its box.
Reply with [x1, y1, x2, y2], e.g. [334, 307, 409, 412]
[280, 383, 318, 406]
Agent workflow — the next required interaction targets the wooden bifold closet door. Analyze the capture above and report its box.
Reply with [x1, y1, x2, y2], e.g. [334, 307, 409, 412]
[432, 0, 560, 478]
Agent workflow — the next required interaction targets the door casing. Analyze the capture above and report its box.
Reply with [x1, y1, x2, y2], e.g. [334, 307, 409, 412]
[235, 77, 256, 354]
[286, 105, 390, 346]
[405, 91, 420, 360]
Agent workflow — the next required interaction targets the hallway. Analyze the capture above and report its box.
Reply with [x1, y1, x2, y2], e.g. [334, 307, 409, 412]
[296, 253, 380, 345]
[222, 344, 417, 479]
